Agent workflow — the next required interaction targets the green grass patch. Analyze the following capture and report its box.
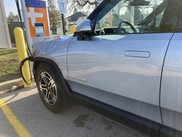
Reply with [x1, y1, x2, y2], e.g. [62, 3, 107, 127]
[0, 48, 20, 83]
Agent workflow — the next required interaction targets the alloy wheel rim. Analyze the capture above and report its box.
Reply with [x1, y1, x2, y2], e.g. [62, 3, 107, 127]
[39, 71, 57, 105]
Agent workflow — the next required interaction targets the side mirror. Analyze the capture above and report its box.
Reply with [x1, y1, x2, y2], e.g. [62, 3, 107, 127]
[76, 19, 93, 40]
[77, 19, 92, 32]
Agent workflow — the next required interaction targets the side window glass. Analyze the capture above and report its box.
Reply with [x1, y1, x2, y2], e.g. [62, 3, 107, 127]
[176, 13, 182, 32]
[175, 2, 182, 32]
[95, 0, 180, 35]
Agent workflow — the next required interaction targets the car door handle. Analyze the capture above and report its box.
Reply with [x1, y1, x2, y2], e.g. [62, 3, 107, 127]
[124, 50, 150, 58]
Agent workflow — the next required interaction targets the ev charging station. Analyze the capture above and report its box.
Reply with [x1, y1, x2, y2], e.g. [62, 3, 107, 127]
[21, 0, 50, 48]
[13, 0, 51, 87]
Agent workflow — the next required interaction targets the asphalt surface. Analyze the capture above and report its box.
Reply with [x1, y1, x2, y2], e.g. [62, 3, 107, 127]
[0, 86, 149, 137]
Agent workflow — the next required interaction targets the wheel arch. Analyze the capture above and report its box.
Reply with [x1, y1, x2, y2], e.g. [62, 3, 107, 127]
[33, 57, 70, 96]
[33, 57, 61, 74]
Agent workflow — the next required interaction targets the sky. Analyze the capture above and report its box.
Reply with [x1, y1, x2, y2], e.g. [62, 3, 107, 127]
[3, 0, 18, 16]
[3, 0, 103, 17]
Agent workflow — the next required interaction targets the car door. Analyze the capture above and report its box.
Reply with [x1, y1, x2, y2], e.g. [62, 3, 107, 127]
[67, 0, 179, 123]
[161, 5, 182, 132]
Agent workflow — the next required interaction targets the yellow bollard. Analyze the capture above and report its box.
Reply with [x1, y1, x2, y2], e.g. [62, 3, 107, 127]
[66, 25, 77, 35]
[14, 27, 32, 88]
[70, 25, 76, 33]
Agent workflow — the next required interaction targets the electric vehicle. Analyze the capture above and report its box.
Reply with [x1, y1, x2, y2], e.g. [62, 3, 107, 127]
[32, 0, 182, 136]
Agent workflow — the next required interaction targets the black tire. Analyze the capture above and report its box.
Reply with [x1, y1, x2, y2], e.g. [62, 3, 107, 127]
[35, 63, 69, 113]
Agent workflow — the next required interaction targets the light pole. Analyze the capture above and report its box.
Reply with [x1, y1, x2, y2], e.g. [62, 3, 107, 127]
[58, 0, 66, 35]
[15, 0, 23, 27]
[15, 0, 32, 56]
[61, 14, 66, 35]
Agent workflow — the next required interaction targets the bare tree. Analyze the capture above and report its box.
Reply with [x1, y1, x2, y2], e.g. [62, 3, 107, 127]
[7, 12, 19, 24]
[66, 0, 102, 16]
[75, 0, 98, 7]
[48, 0, 62, 34]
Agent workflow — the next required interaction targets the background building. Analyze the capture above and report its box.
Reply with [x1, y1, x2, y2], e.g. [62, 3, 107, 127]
[65, 12, 87, 32]
[0, 0, 11, 48]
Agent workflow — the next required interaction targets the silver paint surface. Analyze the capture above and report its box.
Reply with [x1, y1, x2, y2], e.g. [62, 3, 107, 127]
[161, 33, 182, 131]
[67, 33, 172, 122]
[32, 33, 182, 131]
[33, 36, 73, 78]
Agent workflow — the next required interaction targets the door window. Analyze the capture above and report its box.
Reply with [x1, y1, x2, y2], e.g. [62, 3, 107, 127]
[94, 0, 181, 34]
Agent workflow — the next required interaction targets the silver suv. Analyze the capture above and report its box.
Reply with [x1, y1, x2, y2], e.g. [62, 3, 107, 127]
[33, 0, 182, 136]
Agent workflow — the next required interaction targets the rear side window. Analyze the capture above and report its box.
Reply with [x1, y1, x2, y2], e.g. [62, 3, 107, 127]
[94, 0, 182, 34]
[175, 6, 182, 32]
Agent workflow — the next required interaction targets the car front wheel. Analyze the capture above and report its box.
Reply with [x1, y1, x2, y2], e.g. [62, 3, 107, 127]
[35, 63, 69, 113]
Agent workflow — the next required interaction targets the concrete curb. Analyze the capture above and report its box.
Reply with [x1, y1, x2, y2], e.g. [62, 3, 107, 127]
[0, 78, 23, 92]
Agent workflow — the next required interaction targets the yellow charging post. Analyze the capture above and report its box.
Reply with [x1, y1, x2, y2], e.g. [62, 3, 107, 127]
[14, 27, 32, 88]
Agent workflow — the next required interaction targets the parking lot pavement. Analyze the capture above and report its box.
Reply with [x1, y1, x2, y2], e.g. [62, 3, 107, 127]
[0, 87, 149, 137]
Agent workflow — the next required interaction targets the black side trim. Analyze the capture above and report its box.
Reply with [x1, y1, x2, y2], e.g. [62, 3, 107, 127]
[71, 92, 161, 137]
[87, 0, 111, 20]
[33, 57, 60, 75]
[160, 126, 182, 137]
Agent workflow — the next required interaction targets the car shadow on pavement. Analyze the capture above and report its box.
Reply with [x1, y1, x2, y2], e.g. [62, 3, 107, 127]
[0, 87, 148, 137]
